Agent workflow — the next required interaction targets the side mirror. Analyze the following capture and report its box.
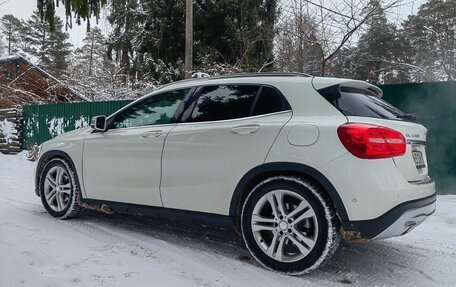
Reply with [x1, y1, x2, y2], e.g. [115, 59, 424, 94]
[91, 115, 107, 132]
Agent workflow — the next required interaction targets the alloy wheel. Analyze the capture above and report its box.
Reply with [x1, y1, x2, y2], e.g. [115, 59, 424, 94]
[43, 166, 72, 212]
[250, 189, 319, 263]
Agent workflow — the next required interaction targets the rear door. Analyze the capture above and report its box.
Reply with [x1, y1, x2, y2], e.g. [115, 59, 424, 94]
[160, 85, 292, 215]
[82, 89, 190, 206]
[317, 83, 429, 182]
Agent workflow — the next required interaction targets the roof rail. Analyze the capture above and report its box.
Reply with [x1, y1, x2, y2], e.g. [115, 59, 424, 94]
[154, 72, 312, 91]
[203, 72, 312, 80]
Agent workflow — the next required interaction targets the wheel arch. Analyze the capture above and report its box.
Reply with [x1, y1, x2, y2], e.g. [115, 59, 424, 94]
[35, 150, 80, 197]
[229, 162, 349, 233]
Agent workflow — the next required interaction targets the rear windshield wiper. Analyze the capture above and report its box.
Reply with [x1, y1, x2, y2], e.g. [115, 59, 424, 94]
[397, 113, 418, 122]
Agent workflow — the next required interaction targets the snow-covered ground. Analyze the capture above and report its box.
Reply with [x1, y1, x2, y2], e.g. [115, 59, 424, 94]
[1, 152, 455, 287]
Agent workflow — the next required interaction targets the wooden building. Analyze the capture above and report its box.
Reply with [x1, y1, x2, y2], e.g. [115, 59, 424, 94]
[0, 55, 88, 108]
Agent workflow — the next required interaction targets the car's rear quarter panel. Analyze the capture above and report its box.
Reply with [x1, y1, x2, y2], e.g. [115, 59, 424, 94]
[319, 152, 435, 221]
[267, 79, 435, 222]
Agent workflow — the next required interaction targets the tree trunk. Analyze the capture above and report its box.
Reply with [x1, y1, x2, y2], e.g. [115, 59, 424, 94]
[7, 27, 12, 55]
[89, 37, 94, 77]
[120, 46, 129, 86]
[41, 27, 46, 64]
[120, 1, 131, 86]
[320, 58, 326, 77]
[185, 0, 193, 79]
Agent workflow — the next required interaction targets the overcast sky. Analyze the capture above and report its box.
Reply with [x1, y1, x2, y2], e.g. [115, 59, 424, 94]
[0, 0, 109, 48]
[0, 0, 424, 49]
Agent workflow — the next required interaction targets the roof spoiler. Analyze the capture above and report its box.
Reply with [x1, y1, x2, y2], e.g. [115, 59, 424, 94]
[311, 77, 383, 98]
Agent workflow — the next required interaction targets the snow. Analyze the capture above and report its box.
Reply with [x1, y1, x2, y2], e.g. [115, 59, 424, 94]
[0, 119, 16, 143]
[74, 116, 90, 129]
[192, 72, 211, 78]
[0, 152, 455, 287]
[47, 117, 65, 137]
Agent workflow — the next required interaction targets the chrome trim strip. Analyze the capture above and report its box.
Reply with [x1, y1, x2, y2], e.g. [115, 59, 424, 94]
[409, 176, 434, 185]
[407, 139, 426, 146]
[175, 110, 293, 126]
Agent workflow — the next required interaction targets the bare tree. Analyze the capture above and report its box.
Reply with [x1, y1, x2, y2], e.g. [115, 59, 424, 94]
[275, 0, 321, 74]
[276, 0, 403, 76]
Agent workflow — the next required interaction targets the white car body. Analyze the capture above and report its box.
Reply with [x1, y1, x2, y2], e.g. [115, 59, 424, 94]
[36, 74, 436, 243]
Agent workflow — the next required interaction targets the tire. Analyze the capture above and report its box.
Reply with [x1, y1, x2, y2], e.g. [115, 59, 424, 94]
[241, 176, 340, 275]
[39, 158, 82, 219]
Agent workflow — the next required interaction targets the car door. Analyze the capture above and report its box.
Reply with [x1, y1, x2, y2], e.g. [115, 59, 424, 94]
[160, 84, 293, 215]
[82, 88, 190, 206]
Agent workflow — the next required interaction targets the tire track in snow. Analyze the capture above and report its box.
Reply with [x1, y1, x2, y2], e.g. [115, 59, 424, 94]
[2, 153, 456, 287]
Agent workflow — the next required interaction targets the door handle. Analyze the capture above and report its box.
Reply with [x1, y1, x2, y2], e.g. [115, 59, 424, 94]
[231, 124, 260, 134]
[141, 130, 163, 138]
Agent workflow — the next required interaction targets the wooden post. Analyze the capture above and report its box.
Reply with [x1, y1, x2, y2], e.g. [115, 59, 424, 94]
[185, 0, 193, 79]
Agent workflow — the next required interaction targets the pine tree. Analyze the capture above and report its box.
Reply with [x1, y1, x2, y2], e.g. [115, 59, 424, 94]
[0, 14, 25, 56]
[23, 10, 73, 78]
[37, 0, 108, 32]
[39, 0, 277, 83]
[402, 0, 456, 81]
[77, 27, 106, 76]
[107, 0, 143, 85]
[192, 0, 277, 71]
[352, 1, 398, 84]
[69, 28, 114, 100]
[326, 46, 359, 79]
[106, 0, 278, 84]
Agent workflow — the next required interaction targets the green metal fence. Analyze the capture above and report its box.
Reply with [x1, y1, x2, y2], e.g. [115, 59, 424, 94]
[22, 100, 132, 149]
[22, 81, 456, 194]
[380, 81, 456, 194]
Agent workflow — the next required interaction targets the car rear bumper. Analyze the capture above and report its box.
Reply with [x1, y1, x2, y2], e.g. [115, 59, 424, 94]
[343, 192, 436, 240]
[374, 195, 436, 239]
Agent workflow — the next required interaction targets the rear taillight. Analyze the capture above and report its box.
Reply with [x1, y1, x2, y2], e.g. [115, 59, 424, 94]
[337, 123, 406, 159]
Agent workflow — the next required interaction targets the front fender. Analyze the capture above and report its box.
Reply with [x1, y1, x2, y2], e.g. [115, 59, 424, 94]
[35, 129, 91, 197]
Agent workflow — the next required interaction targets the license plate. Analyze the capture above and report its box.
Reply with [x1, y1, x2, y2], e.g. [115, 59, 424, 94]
[412, 151, 425, 169]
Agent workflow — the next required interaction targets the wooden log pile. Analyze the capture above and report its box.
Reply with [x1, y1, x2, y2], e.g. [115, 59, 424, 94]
[0, 108, 23, 154]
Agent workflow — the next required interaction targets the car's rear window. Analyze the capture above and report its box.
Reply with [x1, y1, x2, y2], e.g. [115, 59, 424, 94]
[317, 85, 408, 120]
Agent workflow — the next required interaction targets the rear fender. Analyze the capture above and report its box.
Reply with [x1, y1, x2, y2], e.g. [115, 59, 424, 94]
[229, 162, 349, 230]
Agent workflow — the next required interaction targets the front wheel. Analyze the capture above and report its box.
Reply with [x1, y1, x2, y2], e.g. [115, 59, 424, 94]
[241, 176, 340, 274]
[39, 158, 82, 219]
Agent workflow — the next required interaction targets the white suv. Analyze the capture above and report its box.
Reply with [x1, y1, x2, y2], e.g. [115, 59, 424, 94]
[35, 73, 436, 274]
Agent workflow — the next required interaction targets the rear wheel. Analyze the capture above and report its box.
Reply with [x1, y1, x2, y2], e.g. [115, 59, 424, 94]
[40, 158, 82, 219]
[241, 176, 340, 274]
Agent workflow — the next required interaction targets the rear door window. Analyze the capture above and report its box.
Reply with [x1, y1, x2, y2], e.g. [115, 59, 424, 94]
[189, 85, 259, 122]
[318, 85, 407, 120]
[188, 85, 291, 122]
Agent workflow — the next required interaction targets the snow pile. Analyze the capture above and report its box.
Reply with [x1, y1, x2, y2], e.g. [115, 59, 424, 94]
[192, 72, 210, 78]
[0, 119, 16, 144]
[0, 153, 455, 287]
